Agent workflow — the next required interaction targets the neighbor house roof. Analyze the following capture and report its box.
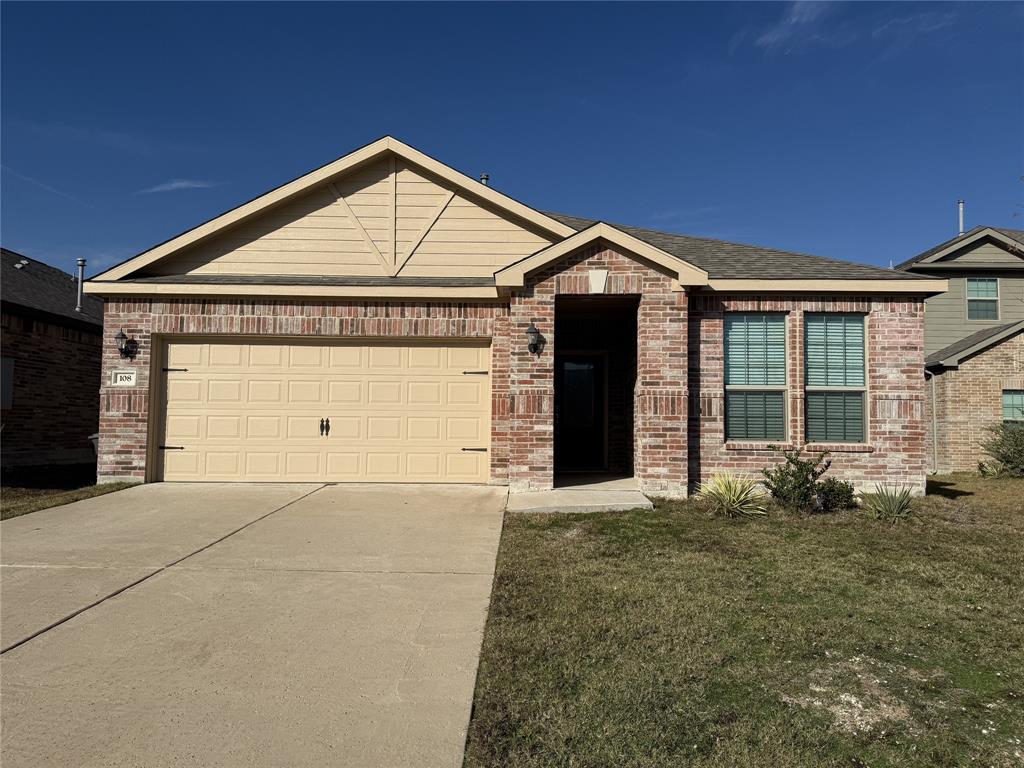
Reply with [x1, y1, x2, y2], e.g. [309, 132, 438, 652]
[896, 226, 1024, 270]
[925, 320, 1024, 369]
[1, 248, 102, 328]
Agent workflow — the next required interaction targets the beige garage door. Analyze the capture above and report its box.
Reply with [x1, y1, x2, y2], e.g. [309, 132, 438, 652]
[158, 339, 490, 483]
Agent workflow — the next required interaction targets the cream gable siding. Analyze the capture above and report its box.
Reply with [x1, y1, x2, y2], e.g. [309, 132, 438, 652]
[144, 155, 554, 280]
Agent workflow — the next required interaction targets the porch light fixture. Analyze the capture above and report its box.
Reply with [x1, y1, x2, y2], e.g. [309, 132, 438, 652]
[526, 322, 544, 355]
[115, 329, 138, 359]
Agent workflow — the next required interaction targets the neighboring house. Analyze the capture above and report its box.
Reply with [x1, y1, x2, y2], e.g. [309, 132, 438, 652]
[84, 137, 944, 495]
[1, 248, 104, 468]
[897, 226, 1024, 473]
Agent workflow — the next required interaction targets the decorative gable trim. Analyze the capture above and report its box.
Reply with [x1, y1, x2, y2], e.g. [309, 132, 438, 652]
[906, 227, 1024, 268]
[493, 222, 709, 288]
[91, 136, 575, 282]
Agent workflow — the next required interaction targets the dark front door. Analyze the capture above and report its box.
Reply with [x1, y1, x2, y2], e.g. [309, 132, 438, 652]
[555, 354, 606, 472]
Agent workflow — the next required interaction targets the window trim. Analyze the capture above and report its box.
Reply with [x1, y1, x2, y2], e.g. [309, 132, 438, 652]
[724, 312, 789, 443]
[966, 277, 999, 322]
[1003, 389, 1024, 425]
[804, 313, 868, 444]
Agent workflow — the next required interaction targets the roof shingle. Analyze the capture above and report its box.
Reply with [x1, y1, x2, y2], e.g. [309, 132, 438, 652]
[1, 248, 103, 327]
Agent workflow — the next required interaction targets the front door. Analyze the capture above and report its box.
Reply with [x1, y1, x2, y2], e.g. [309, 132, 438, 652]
[554, 354, 606, 472]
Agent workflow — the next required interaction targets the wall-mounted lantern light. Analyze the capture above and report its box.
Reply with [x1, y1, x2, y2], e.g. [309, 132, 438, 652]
[115, 329, 138, 359]
[526, 322, 544, 355]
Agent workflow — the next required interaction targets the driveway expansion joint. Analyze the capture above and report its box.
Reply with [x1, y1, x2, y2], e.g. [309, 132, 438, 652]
[0, 484, 327, 655]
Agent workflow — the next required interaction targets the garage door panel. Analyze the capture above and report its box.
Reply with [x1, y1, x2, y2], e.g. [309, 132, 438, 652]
[160, 339, 490, 482]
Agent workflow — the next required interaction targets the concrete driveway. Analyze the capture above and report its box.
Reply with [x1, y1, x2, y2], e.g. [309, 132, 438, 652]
[1, 483, 506, 768]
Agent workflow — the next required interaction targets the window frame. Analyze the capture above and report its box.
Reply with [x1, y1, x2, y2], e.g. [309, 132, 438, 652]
[966, 277, 999, 322]
[1003, 389, 1024, 425]
[804, 313, 868, 444]
[723, 312, 789, 442]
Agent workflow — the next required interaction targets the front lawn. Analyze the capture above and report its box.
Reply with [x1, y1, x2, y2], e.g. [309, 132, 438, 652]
[1, 464, 136, 521]
[465, 475, 1024, 767]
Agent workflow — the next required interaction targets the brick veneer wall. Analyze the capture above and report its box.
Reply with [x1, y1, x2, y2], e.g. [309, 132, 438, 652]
[1, 311, 102, 467]
[925, 331, 1023, 473]
[507, 244, 688, 496]
[97, 299, 509, 483]
[688, 295, 928, 493]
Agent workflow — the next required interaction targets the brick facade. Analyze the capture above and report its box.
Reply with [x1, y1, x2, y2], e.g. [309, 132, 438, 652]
[1, 311, 102, 467]
[96, 252, 929, 494]
[505, 245, 688, 496]
[689, 295, 928, 493]
[924, 331, 1024, 473]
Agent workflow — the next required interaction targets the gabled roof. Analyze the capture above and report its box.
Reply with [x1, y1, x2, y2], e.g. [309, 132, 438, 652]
[896, 226, 1024, 270]
[1, 248, 102, 328]
[925, 320, 1024, 369]
[92, 136, 576, 282]
[547, 212, 937, 282]
[494, 222, 709, 288]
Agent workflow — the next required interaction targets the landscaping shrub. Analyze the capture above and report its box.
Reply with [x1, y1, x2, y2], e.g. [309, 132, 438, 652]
[696, 474, 767, 518]
[861, 484, 914, 523]
[761, 445, 831, 513]
[817, 477, 857, 513]
[979, 422, 1024, 477]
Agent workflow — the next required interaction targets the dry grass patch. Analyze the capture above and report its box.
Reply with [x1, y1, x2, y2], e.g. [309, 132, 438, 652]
[465, 475, 1024, 767]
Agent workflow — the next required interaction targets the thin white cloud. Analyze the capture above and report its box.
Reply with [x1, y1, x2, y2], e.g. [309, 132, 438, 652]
[872, 11, 956, 40]
[136, 179, 223, 194]
[648, 205, 720, 223]
[755, 1, 850, 53]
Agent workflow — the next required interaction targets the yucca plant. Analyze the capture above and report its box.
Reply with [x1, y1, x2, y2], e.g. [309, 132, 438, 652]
[861, 484, 914, 523]
[696, 474, 768, 518]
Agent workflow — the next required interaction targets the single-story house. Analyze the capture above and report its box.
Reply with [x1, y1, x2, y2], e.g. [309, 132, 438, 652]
[896, 226, 1024, 472]
[85, 137, 945, 495]
[2, 248, 104, 468]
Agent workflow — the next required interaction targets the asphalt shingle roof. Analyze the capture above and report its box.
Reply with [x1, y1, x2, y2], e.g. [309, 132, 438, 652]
[925, 320, 1024, 367]
[896, 226, 1024, 270]
[544, 212, 931, 281]
[1, 248, 103, 327]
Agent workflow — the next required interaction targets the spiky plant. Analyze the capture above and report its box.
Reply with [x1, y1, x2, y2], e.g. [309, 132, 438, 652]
[696, 474, 768, 518]
[861, 484, 914, 523]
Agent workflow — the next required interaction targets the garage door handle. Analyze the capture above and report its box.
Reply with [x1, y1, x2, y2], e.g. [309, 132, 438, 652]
[461, 447, 488, 452]
[319, 418, 325, 436]
[324, 417, 330, 437]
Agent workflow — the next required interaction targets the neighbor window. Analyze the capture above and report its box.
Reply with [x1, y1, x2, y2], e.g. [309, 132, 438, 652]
[966, 278, 999, 320]
[1, 357, 12, 410]
[1003, 390, 1024, 425]
[724, 313, 787, 441]
[805, 314, 866, 443]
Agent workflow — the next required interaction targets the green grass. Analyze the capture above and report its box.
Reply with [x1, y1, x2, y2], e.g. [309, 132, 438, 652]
[465, 475, 1024, 767]
[1, 465, 136, 520]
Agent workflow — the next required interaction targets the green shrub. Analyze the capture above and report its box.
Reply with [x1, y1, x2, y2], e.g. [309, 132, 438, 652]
[979, 422, 1024, 477]
[861, 484, 914, 523]
[761, 446, 831, 513]
[817, 477, 857, 513]
[696, 474, 768, 518]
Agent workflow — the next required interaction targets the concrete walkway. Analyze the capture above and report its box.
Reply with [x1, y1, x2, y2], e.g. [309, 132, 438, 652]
[1, 483, 506, 768]
[507, 475, 654, 514]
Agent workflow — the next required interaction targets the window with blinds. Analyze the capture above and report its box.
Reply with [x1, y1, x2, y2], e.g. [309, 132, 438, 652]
[966, 278, 999, 321]
[724, 313, 787, 441]
[805, 314, 866, 443]
[1003, 390, 1024, 424]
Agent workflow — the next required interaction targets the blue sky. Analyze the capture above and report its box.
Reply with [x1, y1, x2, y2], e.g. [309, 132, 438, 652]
[2, 1, 1021, 277]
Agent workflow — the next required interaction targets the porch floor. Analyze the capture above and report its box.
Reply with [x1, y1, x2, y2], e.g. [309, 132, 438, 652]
[507, 476, 652, 514]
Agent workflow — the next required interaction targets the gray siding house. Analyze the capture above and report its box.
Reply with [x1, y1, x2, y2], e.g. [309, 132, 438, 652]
[897, 226, 1024, 472]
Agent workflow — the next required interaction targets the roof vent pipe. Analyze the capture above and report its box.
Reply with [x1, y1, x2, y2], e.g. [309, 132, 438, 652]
[958, 199, 965, 237]
[75, 258, 86, 312]
[480, 173, 490, 187]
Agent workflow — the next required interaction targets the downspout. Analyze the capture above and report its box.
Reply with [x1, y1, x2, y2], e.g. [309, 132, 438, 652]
[929, 371, 939, 474]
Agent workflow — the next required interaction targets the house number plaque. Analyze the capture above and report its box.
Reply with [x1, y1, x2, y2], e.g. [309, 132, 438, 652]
[110, 369, 138, 387]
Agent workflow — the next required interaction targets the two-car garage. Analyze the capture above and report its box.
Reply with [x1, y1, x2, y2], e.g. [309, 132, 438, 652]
[156, 339, 491, 483]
